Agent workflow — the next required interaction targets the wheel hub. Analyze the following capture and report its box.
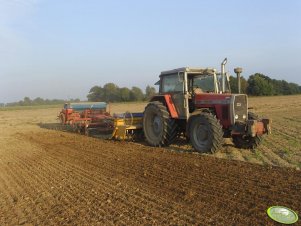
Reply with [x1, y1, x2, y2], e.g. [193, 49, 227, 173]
[194, 124, 209, 147]
[152, 116, 162, 135]
[197, 125, 208, 141]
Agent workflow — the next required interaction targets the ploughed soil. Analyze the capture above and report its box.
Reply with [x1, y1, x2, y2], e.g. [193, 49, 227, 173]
[0, 129, 300, 225]
[0, 97, 301, 225]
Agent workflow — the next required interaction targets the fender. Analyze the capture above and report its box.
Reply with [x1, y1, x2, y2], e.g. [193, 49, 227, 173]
[150, 94, 179, 118]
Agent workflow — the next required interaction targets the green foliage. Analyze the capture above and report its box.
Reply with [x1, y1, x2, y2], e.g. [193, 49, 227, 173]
[87, 86, 104, 101]
[229, 75, 248, 94]
[145, 85, 156, 100]
[119, 87, 131, 101]
[246, 73, 301, 96]
[247, 73, 274, 96]
[6, 97, 80, 107]
[271, 79, 300, 95]
[87, 83, 156, 102]
[130, 86, 144, 101]
[103, 83, 120, 102]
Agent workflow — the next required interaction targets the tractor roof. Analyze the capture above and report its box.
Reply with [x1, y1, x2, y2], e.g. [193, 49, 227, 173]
[160, 67, 216, 76]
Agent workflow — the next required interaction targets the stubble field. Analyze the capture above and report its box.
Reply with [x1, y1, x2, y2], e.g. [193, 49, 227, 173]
[0, 95, 300, 225]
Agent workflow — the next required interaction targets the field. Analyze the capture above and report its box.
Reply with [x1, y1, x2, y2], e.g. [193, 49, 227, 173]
[0, 95, 300, 225]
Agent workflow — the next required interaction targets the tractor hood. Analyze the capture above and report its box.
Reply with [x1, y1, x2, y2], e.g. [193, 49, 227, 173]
[194, 93, 248, 128]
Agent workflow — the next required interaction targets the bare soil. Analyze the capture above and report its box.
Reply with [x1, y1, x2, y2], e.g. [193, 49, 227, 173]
[0, 96, 300, 225]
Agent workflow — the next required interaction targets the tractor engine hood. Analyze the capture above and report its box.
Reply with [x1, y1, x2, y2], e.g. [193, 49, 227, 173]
[194, 93, 232, 106]
[194, 93, 248, 128]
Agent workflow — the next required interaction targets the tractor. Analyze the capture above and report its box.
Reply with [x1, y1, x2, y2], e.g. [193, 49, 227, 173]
[143, 58, 271, 153]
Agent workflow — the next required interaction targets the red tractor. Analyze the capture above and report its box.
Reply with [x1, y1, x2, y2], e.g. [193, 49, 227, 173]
[143, 59, 271, 153]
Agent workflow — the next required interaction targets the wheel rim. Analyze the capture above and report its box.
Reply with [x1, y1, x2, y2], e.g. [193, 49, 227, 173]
[193, 123, 209, 148]
[143, 105, 165, 145]
[152, 115, 163, 135]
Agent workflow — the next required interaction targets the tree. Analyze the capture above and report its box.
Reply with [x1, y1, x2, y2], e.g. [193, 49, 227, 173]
[130, 86, 144, 101]
[247, 73, 274, 96]
[87, 86, 104, 101]
[145, 85, 156, 100]
[87, 83, 149, 102]
[33, 97, 44, 105]
[23, 97, 32, 106]
[119, 87, 131, 102]
[229, 76, 248, 94]
[270, 79, 282, 95]
[288, 83, 300, 94]
[103, 83, 120, 102]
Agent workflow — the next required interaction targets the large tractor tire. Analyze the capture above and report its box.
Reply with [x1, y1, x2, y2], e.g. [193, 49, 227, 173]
[188, 113, 223, 153]
[232, 112, 263, 149]
[143, 101, 178, 146]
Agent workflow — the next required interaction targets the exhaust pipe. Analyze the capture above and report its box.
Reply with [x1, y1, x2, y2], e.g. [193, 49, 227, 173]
[221, 58, 227, 93]
[234, 67, 243, 94]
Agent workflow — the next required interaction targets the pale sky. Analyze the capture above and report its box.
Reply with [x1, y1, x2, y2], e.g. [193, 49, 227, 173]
[1, 0, 300, 103]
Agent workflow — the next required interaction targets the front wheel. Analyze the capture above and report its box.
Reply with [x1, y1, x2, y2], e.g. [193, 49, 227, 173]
[189, 113, 224, 153]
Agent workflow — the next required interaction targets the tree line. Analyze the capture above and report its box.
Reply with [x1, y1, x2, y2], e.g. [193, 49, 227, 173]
[87, 83, 156, 102]
[3, 73, 300, 107]
[229, 73, 301, 96]
[5, 97, 80, 107]
[2, 84, 156, 107]
[89, 74, 301, 102]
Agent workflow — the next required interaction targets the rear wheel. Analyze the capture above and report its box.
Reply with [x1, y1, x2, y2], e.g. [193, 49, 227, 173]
[189, 113, 223, 153]
[143, 101, 178, 146]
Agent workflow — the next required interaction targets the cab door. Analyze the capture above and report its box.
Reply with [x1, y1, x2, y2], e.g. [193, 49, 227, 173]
[170, 72, 187, 119]
[161, 72, 188, 119]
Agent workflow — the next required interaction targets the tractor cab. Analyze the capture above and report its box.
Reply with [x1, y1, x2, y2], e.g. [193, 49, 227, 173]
[159, 67, 219, 94]
[158, 67, 231, 120]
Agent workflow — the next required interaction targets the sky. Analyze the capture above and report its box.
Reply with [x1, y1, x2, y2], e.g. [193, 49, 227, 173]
[0, 0, 301, 103]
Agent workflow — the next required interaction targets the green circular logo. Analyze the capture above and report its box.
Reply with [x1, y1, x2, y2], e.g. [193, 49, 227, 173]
[267, 206, 299, 224]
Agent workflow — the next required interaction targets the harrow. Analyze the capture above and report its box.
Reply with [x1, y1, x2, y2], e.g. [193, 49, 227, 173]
[58, 102, 143, 140]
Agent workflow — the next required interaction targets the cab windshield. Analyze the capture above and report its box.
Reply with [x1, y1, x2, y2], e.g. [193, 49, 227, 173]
[189, 74, 215, 93]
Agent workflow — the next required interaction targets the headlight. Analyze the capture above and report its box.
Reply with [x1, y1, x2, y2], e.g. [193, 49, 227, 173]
[235, 114, 239, 119]
[243, 114, 246, 119]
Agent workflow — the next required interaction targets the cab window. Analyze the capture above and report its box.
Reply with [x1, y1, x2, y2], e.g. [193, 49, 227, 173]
[192, 75, 215, 92]
[161, 73, 184, 93]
